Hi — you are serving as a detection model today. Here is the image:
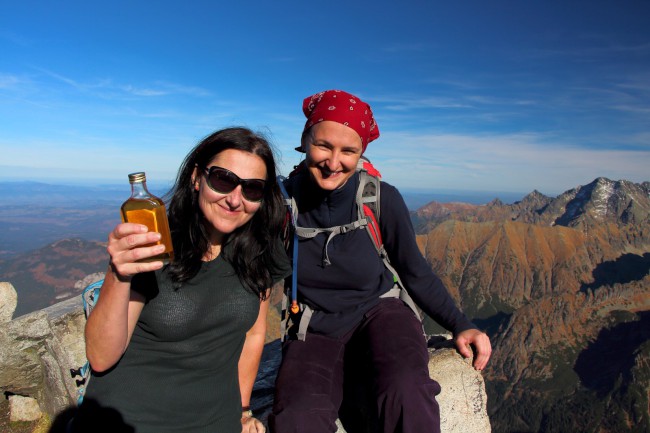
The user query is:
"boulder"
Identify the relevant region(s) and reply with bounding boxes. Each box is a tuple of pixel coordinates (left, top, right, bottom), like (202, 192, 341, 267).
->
(0, 296, 86, 417)
(9, 394, 43, 422)
(0, 282, 18, 323)
(428, 341, 491, 433)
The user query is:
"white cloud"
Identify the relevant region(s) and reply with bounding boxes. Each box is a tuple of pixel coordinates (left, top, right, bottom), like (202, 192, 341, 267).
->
(370, 131, 650, 195)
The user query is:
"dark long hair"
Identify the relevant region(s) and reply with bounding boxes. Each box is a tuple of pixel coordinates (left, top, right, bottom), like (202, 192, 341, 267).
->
(165, 127, 285, 299)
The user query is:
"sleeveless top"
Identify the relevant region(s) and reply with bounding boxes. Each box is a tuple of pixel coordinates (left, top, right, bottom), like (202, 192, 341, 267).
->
(77, 244, 290, 433)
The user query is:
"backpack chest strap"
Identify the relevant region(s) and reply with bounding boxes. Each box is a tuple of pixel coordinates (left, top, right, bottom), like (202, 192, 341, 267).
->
(294, 218, 369, 266)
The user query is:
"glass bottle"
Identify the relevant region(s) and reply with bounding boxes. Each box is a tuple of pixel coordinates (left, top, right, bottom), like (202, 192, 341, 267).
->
(120, 172, 174, 264)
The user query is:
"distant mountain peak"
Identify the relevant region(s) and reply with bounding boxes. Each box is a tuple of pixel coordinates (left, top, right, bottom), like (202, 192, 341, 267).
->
(413, 177, 650, 232)
(552, 177, 650, 227)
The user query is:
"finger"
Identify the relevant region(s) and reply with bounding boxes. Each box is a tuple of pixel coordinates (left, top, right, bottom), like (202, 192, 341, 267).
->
(455, 338, 473, 359)
(129, 243, 165, 262)
(107, 228, 161, 261)
(110, 244, 166, 277)
(472, 337, 493, 371)
(108, 233, 162, 264)
(112, 223, 149, 240)
(123, 231, 162, 249)
(253, 419, 265, 433)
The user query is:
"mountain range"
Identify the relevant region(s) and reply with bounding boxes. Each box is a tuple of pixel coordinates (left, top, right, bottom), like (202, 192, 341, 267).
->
(413, 177, 650, 432)
(1, 176, 648, 432)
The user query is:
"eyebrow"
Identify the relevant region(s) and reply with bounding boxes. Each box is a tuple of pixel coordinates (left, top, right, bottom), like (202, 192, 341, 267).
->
(312, 139, 362, 153)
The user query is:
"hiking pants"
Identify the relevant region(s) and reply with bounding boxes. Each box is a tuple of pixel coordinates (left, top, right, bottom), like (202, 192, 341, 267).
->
(268, 298, 441, 433)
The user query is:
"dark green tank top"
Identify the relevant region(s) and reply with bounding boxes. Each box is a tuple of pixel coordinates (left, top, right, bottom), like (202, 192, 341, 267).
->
(79, 248, 290, 433)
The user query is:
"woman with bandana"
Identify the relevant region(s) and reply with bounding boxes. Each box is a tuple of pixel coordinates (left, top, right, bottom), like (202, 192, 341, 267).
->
(268, 90, 492, 433)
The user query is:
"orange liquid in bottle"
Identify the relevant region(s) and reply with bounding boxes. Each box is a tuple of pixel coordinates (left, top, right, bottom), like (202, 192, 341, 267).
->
(121, 197, 174, 264)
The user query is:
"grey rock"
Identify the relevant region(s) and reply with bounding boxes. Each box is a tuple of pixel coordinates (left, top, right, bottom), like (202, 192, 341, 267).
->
(0, 282, 18, 323)
(428, 344, 491, 433)
(9, 394, 43, 422)
(0, 296, 85, 417)
(74, 272, 105, 291)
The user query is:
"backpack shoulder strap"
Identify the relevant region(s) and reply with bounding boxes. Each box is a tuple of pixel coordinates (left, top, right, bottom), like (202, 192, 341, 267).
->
(71, 278, 104, 405)
(82, 279, 103, 317)
(355, 158, 424, 324)
(356, 156, 382, 252)
(278, 176, 300, 316)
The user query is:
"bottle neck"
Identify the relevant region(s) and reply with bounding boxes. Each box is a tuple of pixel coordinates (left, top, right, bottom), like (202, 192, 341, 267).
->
(130, 181, 152, 199)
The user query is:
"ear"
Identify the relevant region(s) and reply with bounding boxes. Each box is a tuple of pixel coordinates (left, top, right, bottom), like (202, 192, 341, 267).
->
(191, 166, 200, 190)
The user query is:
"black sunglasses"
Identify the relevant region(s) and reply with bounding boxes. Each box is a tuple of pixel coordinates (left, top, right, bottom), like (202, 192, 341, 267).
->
(202, 166, 266, 202)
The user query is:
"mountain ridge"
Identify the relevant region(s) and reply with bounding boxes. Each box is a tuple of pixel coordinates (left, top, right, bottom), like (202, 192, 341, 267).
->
(413, 176, 650, 432)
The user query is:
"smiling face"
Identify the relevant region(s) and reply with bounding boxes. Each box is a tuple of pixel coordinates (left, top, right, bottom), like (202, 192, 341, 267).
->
(304, 121, 363, 191)
(193, 148, 267, 245)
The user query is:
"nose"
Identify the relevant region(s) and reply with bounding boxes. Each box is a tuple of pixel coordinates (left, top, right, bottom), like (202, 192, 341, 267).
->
(325, 150, 341, 171)
(224, 185, 244, 208)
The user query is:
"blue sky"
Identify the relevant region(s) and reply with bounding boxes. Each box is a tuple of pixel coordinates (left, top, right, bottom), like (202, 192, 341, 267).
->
(1, 1, 649, 197)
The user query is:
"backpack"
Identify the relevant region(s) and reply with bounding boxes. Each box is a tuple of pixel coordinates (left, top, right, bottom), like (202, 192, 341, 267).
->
(278, 156, 421, 341)
(69, 279, 103, 405)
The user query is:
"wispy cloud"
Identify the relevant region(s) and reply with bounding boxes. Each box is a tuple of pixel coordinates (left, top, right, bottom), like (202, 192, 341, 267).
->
(34, 68, 211, 100)
(370, 94, 472, 111)
(372, 131, 650, 194)
(0, 73, 26, 89)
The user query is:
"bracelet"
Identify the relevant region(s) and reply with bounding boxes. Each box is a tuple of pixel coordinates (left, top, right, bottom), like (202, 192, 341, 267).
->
(242, 405, 252, 418)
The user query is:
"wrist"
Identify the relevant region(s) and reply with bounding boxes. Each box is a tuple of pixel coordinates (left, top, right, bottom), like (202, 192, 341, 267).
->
(109, 261, 132, 283)
(242, 405, 252, 418)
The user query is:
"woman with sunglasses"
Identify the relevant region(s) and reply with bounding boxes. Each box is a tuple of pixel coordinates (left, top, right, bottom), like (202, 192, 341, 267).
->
(74, 127, 290, 433)
(268, 90, 492, 433)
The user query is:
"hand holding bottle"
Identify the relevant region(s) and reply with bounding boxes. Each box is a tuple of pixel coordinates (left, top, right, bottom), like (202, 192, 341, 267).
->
(120, 172, 174, 264)
(106, 223, 167, 280)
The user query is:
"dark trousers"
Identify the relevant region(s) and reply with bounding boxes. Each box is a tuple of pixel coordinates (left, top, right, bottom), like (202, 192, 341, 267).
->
(269, 298, 441, 433)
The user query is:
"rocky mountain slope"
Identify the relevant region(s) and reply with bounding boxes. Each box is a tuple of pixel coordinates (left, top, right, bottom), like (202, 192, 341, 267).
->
(414, 177, 650, 432)
(0, 239, 107, 317)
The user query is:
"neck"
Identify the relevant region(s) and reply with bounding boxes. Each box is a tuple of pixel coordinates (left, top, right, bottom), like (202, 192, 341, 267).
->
(203, 229, 224, 261)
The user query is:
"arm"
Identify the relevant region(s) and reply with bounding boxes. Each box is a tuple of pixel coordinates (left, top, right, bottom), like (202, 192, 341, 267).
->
(238, 291, 270, 433)
(85, 223, 165, 372)
(379, 183, 492, 369)
(379, 183, 474, 333)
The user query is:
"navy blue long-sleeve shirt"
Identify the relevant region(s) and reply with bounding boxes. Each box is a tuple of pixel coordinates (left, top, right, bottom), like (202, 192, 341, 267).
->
(286, 171, 476, 338)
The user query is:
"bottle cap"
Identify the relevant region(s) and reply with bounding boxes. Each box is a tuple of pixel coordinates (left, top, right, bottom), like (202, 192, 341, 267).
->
(128, 172, 146, 183)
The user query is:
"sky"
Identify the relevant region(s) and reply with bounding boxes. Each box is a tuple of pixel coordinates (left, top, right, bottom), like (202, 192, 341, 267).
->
(1, 1, 649, 198)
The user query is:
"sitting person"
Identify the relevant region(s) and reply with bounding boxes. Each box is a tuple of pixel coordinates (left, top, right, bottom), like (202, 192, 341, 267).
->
(269, 90, 492, 433)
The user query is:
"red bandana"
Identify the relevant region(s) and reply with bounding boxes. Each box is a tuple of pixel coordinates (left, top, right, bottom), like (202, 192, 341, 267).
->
(302, 89, 380, 153)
